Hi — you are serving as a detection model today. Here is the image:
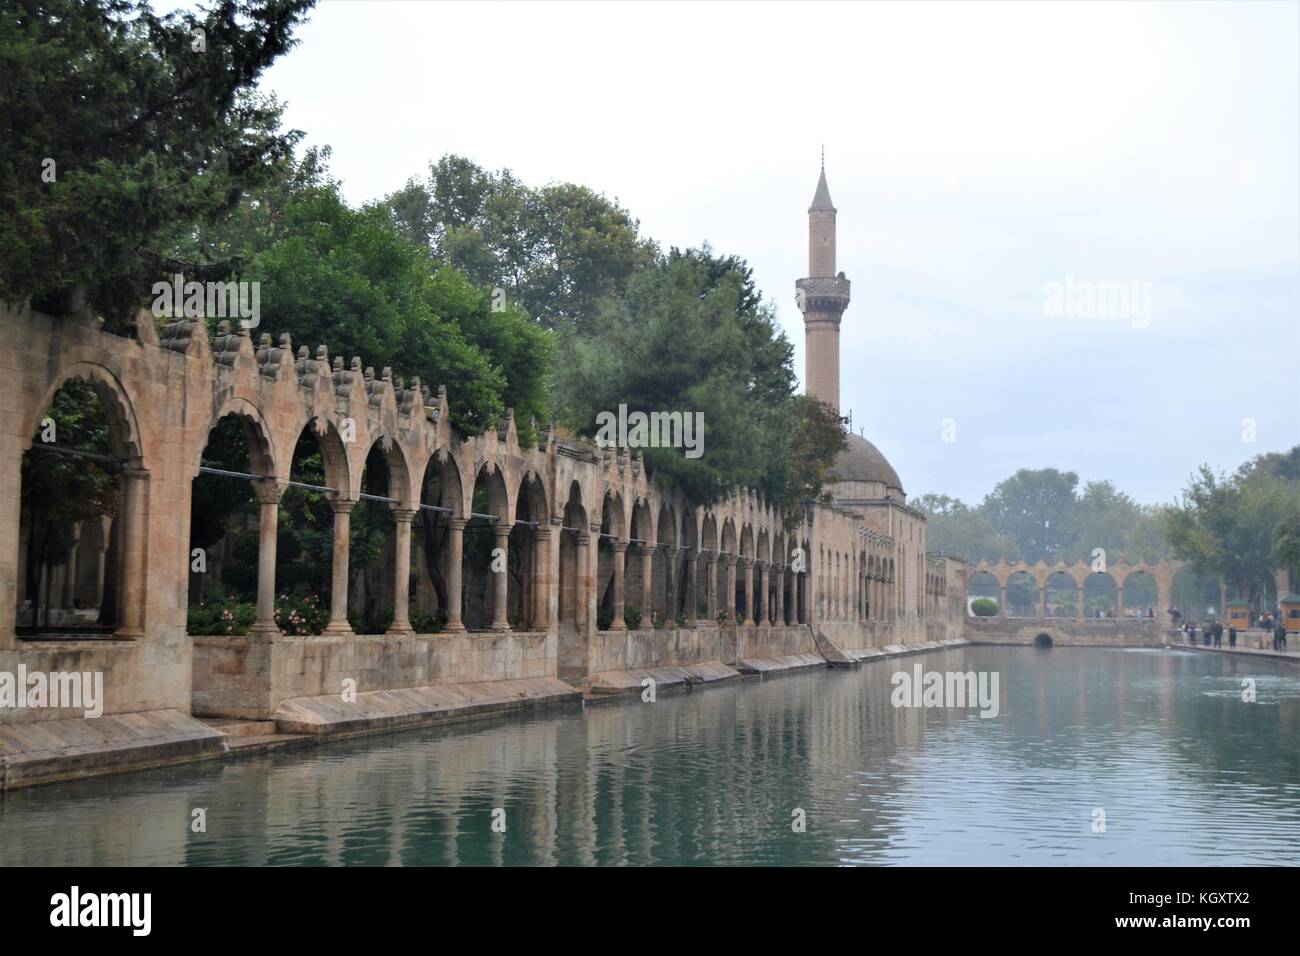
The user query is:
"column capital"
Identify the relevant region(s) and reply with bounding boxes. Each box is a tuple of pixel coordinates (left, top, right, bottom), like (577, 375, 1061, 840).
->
(329, 496, 357, 515)
(534, 527, 552, 542)
(576, 532, 591, 546)
(447, 516, 469, 531)
(389, 506, 419, 522)
(121, 465, 150, 481)
(251, 477, 284, 505)
(612, 540, 629, 554)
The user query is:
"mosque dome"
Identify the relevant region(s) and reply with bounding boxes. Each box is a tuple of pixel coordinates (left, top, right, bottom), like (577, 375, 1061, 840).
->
(831, 433, 904, 498)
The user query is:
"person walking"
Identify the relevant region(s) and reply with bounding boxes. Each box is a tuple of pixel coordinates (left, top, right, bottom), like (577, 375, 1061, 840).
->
(1228, 625, 1237, 648)
(1213, 620, 1223, 648)
(1276, 620, 1288, 652)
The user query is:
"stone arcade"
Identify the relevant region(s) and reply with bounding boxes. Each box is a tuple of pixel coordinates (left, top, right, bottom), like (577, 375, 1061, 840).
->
(0, 164, 970, 789)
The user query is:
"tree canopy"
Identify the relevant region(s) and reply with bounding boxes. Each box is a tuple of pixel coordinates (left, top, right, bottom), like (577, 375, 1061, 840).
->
(1, 0, 316, 331)
(383, 155, 658, 335)
(1164, 447, 1300, 602)
(915, 469, 1169, 565)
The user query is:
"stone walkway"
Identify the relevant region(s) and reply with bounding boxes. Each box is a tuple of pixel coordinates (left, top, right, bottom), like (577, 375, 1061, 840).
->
(1165, 636, 1299, 663)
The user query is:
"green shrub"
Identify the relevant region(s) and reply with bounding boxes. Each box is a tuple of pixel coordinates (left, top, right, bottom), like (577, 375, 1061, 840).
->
(971, 597, 1000, 617)
(624, 605, 643, 630)
(350, 604, 394, 635)
(410, 608, 447, 634)
(187, 597, 256, 636)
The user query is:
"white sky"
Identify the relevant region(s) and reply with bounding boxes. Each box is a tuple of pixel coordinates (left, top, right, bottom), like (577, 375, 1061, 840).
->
(249, 0, 1300, 505)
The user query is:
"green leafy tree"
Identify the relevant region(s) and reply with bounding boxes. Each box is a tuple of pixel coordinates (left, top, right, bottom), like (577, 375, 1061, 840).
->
(981, 469, 1081, 563)
(1164, 449, 1300, 603)
(245, 187, 551, 441)
(553, 247, 823, 506)
(1, 0, 316, 330)
(1274, 513, 1300, 578)
(913, 494, 1021, 563)
(383, 155, 657, 334)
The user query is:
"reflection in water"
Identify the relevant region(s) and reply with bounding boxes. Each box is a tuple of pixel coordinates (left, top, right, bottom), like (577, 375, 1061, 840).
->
(2, 647, 1299, 866)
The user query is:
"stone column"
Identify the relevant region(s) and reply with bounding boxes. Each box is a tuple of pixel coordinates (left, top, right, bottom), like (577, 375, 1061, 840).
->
(491, 524, 511, 631)
(576, 531, 591, 633)
(684, 551, 698, 624)
(1037, 586, 1046, 618)
(640, 545, 654, 627)
(999, 584, 1008, 618)
(610, 541, 628, 631)
(63, 521, 81, 608)
(111, 466, 151, 638)
(775, 566, 785, 626)
(1156, 575, 1173, 623)
(706, 555, 718, 622)
(758, 562, 771, 626)
(388, 507, 417, 636)
(666, 547, 681, 619)
(1075, 585, 1085, 622)
(443, 517, 467, 631)
(1116, 584, 1126, 618)
(247, 477, 284, 640)
(723, 556, 736, 622)
(742, 559, 755, 626)
(324, 498, 356, 635)
(532, 528, 552, 631)
(94, 516, 111, 610)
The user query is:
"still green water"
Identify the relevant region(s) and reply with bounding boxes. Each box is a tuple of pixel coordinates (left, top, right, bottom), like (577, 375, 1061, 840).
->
(2, 646, 1299, 866)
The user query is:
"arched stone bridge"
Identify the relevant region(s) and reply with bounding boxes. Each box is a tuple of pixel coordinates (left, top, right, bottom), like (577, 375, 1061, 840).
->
(969, 558, 1184, 620)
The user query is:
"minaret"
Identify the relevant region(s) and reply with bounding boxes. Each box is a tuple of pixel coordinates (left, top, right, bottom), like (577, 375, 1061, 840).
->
(796, 156, 850, 412)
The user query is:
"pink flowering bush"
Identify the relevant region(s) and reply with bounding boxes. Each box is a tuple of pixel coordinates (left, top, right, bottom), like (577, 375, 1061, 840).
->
(276, 593, 328, 636)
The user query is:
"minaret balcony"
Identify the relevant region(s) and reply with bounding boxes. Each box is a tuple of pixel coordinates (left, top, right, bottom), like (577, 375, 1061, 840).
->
(796, 276, 851, 313)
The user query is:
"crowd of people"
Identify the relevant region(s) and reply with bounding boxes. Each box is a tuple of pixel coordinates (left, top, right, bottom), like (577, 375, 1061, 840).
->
(1180, 611, 1289, 651)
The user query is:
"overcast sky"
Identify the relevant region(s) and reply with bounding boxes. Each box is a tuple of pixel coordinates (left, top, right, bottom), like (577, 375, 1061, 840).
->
(251, 0, 1299, 506)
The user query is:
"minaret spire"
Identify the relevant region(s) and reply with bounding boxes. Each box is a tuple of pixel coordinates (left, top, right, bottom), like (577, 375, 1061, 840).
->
(796, 158, 850, 411)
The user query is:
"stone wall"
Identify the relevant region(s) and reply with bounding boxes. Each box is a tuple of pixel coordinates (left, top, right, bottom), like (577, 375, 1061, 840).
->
(589, 625, 731, 674)
(964, 616, 1168, 647)
(193, 630, 554, 720)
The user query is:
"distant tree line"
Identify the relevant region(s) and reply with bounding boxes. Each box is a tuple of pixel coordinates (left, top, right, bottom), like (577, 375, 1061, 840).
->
(917, 448, 1300, 606)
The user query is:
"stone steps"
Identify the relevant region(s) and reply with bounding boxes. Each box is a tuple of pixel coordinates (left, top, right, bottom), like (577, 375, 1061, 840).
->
(588, 662, 741, 697)
(199, 719, 277, 738)
(223, 732, 313, 753)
